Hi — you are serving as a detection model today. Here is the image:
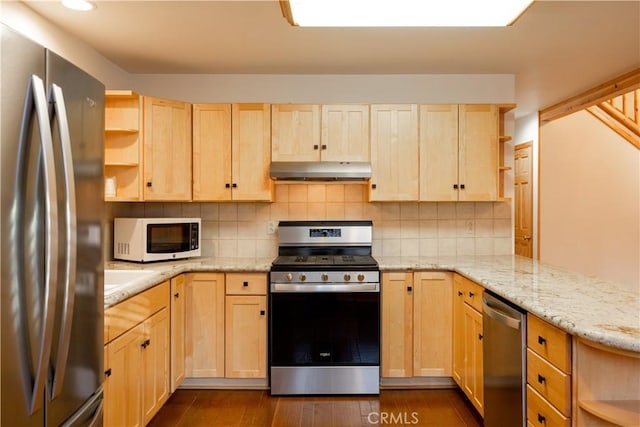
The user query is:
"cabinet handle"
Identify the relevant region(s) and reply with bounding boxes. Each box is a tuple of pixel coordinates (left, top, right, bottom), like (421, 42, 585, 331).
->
(460, 184, 465, 189)
(537, 374, 546, 384)
(260, 310, 266, 316)
(453, 184, 458, 189)
(537, 413, 546, 424)
(225, 183, 230, 188)
(232, 183, 237, 188)
(141, 338, 151, 349)
(372, 184, 377, 189)
(457, 291, 463, 296)
(146, 181, 152, 187)
(243, 281, 249, 287)
(321, 144, 327, 150)
(478, 333, 483, 340)
(469, 292, 475, 298)
(407, 286, 412, 292)
(538, 336, 546, 345)
(313, 144, 319, 150)
(174, 292, 180, 298)
(104, 368, 112, 378)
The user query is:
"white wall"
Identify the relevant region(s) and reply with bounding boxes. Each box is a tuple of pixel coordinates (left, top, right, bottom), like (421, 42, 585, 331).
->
(539, 110, 639, 290)
(515, 112, 539, 257)
(0, 1, 131, 88)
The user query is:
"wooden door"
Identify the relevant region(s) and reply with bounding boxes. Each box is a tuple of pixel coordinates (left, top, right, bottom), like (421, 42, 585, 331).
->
(452, 274, 465, 387)
(458, 104, 498, 201)
(104, 323, 144, 427)
(170, 275, 185, 392)
(271, 104, 320, 161)
(232, 104, 274, 201)
(192, 103, 232, 201)
(321, 104, 370, 161)
(515, 142, 534, 257)
(381, 272, 413, 378)
(463, 304, 484, 416)
(413, 272, 453, 377)
(143, 96, 192, 201)
(184, 273, 225, 377)
(142, 307, 170, 425)
(370, 104, 419, 201)
(419, 104, 459, 201)
(225, 295, 267, 378)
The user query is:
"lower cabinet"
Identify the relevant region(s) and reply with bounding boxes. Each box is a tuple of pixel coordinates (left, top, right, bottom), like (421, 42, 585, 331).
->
(104, 281, 170, 427)
(170, 274, 185, 392)
(452, 273, 484, 416)
(381, 271, 453, 378)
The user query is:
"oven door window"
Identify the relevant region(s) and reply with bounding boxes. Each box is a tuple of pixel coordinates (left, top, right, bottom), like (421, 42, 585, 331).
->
(146, 223, 191, 253)
(270, 292, 380, 366)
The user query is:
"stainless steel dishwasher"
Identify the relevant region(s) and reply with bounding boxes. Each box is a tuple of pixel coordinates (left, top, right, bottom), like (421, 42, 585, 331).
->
(483, 291, 527, 427)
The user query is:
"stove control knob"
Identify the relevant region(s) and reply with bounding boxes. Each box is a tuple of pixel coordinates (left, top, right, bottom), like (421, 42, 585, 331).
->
(357, 274, 366, 282)
(344, 274, 351, 282)
(285, 273, 293, 281)
(299, 274, 307, 282)
(321, 274, 329, 281)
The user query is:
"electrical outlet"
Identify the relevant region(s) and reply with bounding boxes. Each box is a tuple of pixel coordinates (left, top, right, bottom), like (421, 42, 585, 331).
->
(267, 221, 277, 235)
(465, 220, 474, 234)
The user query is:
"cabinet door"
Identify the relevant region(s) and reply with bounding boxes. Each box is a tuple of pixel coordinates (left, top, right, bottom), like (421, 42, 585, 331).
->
(463, 303, 484, 416)
(271, 104, 320, 161)
(381, 272, 413, 378)
(142, 307, 170, 425)
(370, 104, 419, 201)
(104, 323, 144, 427)
(413, 272, 452, 377)
(184, 273, 225, 377)
(452, 274, 465, 387)
(458, 104, 498, 201)
(232, 104, 273, 201)
(419, 104, 459, 201)
(170, 275, 185, 392)
(192, 103, 232, 201)
(321, 104, 370, 162)
(143, 96, 192, 201)
(225, 295, 267, 378)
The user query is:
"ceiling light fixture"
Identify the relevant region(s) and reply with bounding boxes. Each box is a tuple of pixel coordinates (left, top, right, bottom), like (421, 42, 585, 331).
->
(281, 0, 535, 27)
(62, 0, 95, 12)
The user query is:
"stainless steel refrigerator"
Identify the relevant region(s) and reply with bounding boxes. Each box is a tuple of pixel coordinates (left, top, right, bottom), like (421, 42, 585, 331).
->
(1, 24, 105, 426)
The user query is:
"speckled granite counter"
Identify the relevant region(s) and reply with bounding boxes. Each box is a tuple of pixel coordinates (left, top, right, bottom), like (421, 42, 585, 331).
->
(377, 255, 640, 353)
(105, 255, 639, 353)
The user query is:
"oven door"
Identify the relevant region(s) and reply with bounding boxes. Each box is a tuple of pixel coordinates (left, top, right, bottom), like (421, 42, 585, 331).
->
(270, 289, 380, 367)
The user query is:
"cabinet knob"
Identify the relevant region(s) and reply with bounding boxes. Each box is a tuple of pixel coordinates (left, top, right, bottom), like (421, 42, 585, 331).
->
(538, 336, 546, 345)
(174, 292, 180, 298)
(313, 144, 319, 150)
(460, 184, 465, 189)
(105, 368, 112, 378)
(232, 183, 237, 188)
(478, 333, 483, 340)
(260, 310, 266, 316)
(225, 183, 231, 188)
(453, 184, 459, 189)
(372, 184, 377, 189)
(537, 413, 546, 424)
(457, 291, 463, 296)
(321, 144, 327, 150)
(469, 292, 475, 298)
(537, 374, 546, 384)
(146, 182, 152, 187)
(407, 286, 413, 292)
(243, 281, 249, 287)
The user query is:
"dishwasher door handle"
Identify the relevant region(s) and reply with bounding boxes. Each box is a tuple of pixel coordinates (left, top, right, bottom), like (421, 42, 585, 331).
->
(483, 298, 521, 330)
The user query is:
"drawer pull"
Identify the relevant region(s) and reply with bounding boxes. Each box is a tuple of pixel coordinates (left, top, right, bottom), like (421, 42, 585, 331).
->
(537, 413, 546, 424)
(469, 292, 475, 298)
(538, 336, 546, 345)
(457, 291, 463, 296)
(141, 338, 151, 349)
(537, 374, 546, 384)
(243, 281, 249, 287)
(174, 292, 180, 298)
(105, 368, 112, 378)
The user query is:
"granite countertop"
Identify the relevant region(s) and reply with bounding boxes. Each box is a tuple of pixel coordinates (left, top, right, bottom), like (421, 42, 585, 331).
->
(104, 255, 640, 353)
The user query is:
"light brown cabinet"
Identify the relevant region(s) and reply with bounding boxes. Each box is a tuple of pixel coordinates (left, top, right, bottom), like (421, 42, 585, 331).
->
(321, 104, 370, 161)
(170, 275, 185, 392)
(420, 104, 499, 201)
(381, 271, 452, 378)
(271, 104, 321, 161)
(192, 103, 273, 201)
(452, 273, 484, 416)
(143, 96, 192, 201)
(370, 104, 419, 201)
(104, 281, 170, 427)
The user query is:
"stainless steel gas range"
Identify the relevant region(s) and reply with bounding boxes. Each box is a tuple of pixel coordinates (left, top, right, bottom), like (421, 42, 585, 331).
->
(269, 220, 380, 395)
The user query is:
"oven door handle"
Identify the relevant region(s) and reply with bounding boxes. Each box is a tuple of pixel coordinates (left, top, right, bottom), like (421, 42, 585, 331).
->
(271, 283, 380, 293)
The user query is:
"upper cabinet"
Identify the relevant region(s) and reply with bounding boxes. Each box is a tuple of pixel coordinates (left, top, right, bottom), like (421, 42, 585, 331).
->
(369, 104, 419, 201)
(420, 104, 499, 202)
(143, 96, 192, 201)
(272, 104, 370, 162)
(271, 104, 320, 161)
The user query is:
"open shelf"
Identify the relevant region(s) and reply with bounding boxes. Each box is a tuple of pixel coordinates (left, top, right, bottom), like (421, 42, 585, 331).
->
(579, 400, 640, 426)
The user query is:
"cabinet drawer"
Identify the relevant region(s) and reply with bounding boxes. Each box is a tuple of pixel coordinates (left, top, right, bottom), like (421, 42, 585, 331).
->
(527, 385, 570, 427)
(527, 349, 571, 416)
(105, 281, 169, 344)
(462, 278, 484, 312)
(527, 315, 571, 373)
(226, 273, 267, 295)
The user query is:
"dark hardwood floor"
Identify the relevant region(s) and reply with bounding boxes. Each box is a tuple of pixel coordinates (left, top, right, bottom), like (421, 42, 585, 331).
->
(149, 388, 483, 426)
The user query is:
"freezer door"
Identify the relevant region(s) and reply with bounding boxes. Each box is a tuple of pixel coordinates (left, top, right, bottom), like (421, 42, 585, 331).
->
(1, 24, 50, 427)
(45, 51, 105, 427)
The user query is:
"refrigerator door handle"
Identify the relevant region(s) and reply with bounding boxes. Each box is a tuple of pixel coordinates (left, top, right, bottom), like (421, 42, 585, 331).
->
(22, 75, 59, 415)
(49, 84, 77, 399)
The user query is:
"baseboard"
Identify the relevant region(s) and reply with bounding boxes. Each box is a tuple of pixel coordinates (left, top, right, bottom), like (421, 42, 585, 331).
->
(380, 377, 457, 389)
(179, 377, 269, 390)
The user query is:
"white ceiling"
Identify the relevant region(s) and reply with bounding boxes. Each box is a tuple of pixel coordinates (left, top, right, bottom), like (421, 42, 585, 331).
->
(23, 0, 640, 117)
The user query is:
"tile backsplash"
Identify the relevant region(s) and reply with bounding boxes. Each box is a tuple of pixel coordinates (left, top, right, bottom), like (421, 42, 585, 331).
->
(106, 184, 513, 259)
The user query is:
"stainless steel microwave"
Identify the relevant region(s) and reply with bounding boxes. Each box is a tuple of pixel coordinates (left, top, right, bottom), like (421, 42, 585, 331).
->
(113, 218, 201, 262)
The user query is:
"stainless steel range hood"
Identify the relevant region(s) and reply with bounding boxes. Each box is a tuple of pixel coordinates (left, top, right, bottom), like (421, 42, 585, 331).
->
(269, 161, 371, 181)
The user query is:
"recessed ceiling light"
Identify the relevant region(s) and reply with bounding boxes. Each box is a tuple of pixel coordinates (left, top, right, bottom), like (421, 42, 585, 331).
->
(282, 0, 535, 27)
(62, 0, 95, 12)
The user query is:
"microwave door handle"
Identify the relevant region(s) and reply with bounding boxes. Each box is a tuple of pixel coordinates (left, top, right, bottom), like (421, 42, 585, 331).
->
(48, 84, 77, 399)
(20, 75, 60, 414)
